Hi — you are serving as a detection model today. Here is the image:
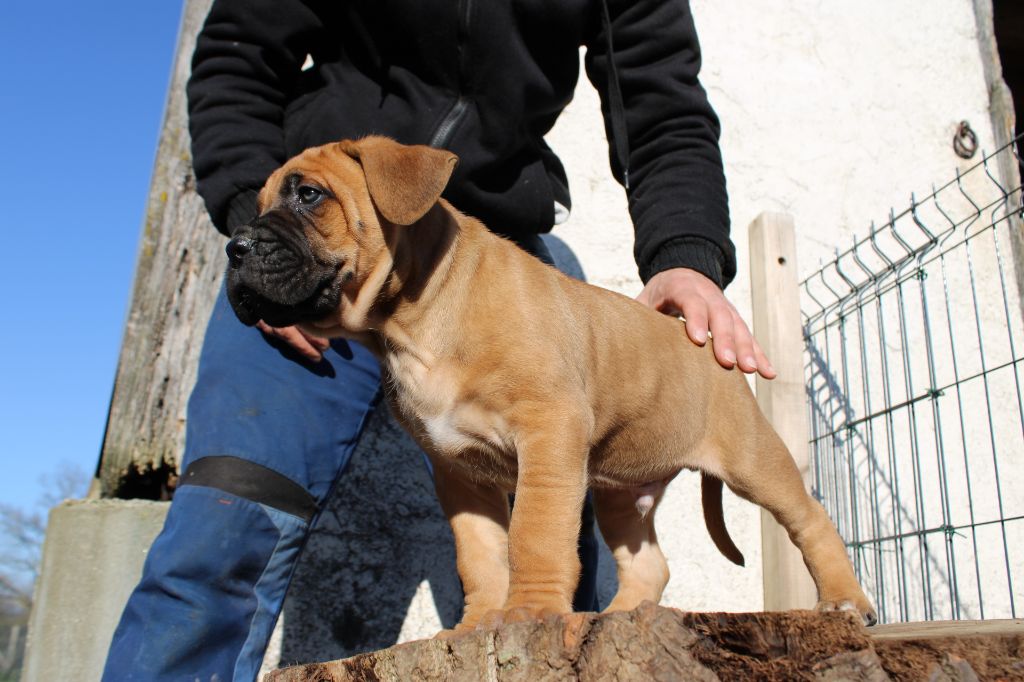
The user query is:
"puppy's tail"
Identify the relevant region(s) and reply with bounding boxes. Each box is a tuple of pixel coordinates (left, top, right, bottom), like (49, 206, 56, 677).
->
(701, 474, 745, 566)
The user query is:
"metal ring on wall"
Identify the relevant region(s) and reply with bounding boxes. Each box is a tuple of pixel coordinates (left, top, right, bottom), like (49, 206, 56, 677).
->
(953, 120, 978, 159)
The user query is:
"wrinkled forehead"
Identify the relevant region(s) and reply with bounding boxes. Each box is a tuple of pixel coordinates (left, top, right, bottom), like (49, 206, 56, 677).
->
(258, 144, 362, 210)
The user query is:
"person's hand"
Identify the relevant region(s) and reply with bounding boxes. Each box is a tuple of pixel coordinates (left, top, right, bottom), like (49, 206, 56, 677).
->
(637, 267, 776, 379)
(256, 321, 330, 362)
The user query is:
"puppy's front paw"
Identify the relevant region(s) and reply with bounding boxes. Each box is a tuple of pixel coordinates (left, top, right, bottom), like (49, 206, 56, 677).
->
(433, 626, 469, 641)
(815, 598, 878, 627)
(476, 605, 566, 630)
(435, 613, 491, 640)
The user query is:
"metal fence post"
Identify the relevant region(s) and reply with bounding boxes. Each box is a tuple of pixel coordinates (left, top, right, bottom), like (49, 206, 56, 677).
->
(749, 211, 819, 610)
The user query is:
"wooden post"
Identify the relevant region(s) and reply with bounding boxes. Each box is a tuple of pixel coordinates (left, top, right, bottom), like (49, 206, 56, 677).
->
(971, 0, 1024, 320)
(748, 212, 818, 611)
(96, 0, 218, 498)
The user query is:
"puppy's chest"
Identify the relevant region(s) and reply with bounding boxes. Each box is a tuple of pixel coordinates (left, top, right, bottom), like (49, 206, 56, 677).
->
(384, 354, 512, 461)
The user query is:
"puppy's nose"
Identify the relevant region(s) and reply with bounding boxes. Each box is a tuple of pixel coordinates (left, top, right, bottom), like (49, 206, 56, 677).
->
(226, 236, 254, 266)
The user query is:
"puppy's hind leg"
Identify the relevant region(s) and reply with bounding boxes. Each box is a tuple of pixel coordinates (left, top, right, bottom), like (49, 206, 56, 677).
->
(716, 419, 878, 625)
(594, 486, 669, 613)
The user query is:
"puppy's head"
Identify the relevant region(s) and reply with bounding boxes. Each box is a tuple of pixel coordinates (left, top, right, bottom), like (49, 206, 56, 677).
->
(225, 136, 458, 329)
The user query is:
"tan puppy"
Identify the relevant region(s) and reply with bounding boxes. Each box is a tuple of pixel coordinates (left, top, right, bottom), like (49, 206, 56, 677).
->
(224, 136, 877, 633)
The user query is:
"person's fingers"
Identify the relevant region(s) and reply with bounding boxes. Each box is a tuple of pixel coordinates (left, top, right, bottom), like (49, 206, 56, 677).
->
(255, 320, 274, 336)
(679, 295, 709, 345)
(256, 322, 325, 362)
(752, 339, 777, 380)
(286, 329, 325, 362)
(299, 328, 330, 352)
(731, 312, 759, 374)
(707, 303, 737, 369)
(281, 327, 325, 361)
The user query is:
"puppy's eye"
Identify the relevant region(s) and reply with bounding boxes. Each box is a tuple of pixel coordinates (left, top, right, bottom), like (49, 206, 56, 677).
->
(298, 186, 323, 205)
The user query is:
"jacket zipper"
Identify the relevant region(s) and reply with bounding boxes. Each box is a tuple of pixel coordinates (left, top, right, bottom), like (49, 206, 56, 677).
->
(429, 0, 472, 148)
(430, 97, 468, 148)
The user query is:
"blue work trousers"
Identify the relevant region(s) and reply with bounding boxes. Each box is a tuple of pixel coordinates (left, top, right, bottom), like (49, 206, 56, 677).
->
(102, 237, 599, 681)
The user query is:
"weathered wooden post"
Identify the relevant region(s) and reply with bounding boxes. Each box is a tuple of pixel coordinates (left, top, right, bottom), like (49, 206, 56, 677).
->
(972, 0, 1024, 315)
(748, 211, 819, 611)
(95, 0, 217, 499)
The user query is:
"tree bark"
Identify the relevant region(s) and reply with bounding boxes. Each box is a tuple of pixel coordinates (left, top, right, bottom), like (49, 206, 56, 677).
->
(266, 606, 882, 681)
(97, 0, 218, 498)
(265, 605, 1024, 682)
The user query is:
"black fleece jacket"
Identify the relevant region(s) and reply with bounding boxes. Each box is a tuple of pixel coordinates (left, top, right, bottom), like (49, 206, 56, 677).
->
(186, 0, 735, 287)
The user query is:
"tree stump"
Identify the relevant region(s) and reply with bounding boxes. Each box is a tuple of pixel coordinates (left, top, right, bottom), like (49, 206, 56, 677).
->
(259, 607, 854, 680)
(265, 605, 1024, 681)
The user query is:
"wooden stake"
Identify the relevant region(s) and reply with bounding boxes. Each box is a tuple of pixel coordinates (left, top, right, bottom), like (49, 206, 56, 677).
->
(748, 211, 818, 610)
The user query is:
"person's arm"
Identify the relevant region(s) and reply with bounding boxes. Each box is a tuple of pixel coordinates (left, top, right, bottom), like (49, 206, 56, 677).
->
(585, 0, 773, 378)
(187, 0, 327, 235)
(188, 0, 332, 361)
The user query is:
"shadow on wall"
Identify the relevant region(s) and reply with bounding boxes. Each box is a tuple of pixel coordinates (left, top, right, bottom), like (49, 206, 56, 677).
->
(280, 233, 610, 662)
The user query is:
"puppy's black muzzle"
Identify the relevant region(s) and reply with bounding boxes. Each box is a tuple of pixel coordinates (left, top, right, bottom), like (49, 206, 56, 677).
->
(226, 236, 254, 265)
(225, 214, 341, 328)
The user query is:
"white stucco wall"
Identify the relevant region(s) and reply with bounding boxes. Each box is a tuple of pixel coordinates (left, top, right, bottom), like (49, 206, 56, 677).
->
(542, 0, 1002, 615)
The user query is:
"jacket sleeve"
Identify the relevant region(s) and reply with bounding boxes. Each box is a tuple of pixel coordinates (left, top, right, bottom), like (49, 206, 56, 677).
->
(186, 0, 327, 235)
(584, 0, 735, 288)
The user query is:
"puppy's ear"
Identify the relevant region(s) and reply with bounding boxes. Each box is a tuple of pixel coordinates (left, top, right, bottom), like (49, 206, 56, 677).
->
(339, 137, 458, 226)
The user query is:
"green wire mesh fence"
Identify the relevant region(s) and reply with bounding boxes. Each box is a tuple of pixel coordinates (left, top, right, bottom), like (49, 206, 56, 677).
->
(802, 134, 1024, 624)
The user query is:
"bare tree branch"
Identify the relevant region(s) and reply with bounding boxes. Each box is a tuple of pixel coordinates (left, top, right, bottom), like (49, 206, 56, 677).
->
(0, 463, 90, 622)
(0, 575, 31, 613)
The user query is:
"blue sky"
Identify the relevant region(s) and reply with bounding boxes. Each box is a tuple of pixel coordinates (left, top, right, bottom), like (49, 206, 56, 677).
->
(0, 2, 183, 511)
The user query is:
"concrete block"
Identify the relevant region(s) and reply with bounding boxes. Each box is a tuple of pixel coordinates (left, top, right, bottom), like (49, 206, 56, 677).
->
(21, 499, 168, 682)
